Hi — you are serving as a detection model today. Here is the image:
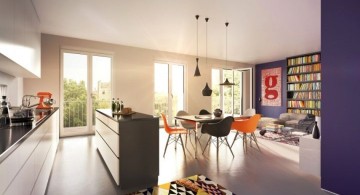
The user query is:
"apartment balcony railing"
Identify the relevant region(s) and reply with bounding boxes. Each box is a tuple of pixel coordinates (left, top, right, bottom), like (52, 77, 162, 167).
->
(63, 100, 110, 128)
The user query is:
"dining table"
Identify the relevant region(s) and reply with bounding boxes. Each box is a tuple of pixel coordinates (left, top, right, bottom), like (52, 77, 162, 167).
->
(174, 114, 223, 159)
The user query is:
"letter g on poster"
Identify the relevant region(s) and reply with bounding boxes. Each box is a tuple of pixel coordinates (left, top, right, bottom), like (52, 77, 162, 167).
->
(261, 67, 281, 106)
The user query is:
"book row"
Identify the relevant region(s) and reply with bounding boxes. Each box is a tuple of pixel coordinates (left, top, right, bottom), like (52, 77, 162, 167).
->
(288, 100, 321, 109)
(288, 54, 321, 66)
(288, 63, 321, 74)
(289, 91, 321, 100)
(287, 82, 321, 91)
(287, 109, 321, 116)
(287, 73, 321, 82)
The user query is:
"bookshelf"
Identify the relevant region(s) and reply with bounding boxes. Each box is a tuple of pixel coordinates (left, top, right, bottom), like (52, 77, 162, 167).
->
(287, 52, 321, 116)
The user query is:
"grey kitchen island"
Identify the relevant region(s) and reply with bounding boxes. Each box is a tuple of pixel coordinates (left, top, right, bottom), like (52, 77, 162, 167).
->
(95, 109, 159, 190)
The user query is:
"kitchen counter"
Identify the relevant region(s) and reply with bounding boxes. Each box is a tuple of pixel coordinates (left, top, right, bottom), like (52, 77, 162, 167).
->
(95, 109, 159, 189)
(96, 109, 155, 121)
(0, 108, 58, 163)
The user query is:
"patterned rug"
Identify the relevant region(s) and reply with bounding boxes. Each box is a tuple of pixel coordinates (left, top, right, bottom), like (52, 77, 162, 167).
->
(255, 130, 307, 146)
(128, 174, 235, 195)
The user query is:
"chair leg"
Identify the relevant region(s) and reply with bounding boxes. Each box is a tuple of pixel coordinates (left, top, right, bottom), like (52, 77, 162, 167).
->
(251, 132, 261, 151)
(216, 137, 219, 157)
(179, 134, 186, 156)
(243, 133, 248, 153)
(163, 134, 171, 157)
(202, 137, 211, 154)
(174, 135, 178, 150)
(231, 131, 239, 148)
(225, 137, 234, 158)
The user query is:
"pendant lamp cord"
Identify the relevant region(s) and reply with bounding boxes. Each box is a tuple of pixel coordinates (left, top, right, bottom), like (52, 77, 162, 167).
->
(196, 15, 199, 59)
(205, 18, 209, 65)
(226, 22, 229, 67)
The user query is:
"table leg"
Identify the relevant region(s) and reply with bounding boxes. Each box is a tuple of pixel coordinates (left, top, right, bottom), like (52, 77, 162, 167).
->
(195, 122, 198, 159)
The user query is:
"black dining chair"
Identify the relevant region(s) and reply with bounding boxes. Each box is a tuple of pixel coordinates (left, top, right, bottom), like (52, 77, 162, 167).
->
(201, 116, 234, 157)
(199, 109, 211, 115)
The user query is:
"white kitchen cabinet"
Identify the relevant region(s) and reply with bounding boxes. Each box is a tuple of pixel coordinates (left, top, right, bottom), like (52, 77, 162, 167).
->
(0, 0, 41, 78)
(0, 109, 59, 195)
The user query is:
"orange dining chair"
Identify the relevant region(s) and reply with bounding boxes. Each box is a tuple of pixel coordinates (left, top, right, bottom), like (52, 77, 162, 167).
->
(231, 114, 261, 152)
(161, 113, 188, 157)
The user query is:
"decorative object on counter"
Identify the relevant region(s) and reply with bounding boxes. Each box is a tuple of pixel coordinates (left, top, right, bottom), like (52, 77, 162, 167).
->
(120, 100, 124, 111)
(0, 84, 10, 127)
(312, 121, 320, 139)
(220, 22, 235, 86)
(213, 108, 222, 117)
(202, 82, 212, 96)
(111, 98, 116, 112)
(116, 98, 120, 112)
(194, 15, 201, 77)
(37, 92, 55, 109)
(119, 107, 135, 115)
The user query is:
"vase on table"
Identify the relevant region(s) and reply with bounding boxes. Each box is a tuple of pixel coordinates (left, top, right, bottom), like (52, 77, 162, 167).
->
(312, 121, 320, 139)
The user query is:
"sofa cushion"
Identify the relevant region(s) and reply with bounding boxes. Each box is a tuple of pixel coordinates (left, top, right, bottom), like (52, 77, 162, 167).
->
(290, 113, 307, 120)
(285, 120, 300, 126)
(279, 113, 291, 121)
(257, 117, 280, 128)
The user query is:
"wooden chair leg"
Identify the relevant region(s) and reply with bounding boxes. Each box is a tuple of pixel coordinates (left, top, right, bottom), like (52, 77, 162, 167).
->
(179, 134, 186, 156)
(251, 132, 261, 151)
(202, 137, 211, 154)
(231, 131, 239, 148)
(225, 137, 234, 158)
(163, 134, 171, 157)
(243, 133, 248, 153)
(216, 137, 219, 157)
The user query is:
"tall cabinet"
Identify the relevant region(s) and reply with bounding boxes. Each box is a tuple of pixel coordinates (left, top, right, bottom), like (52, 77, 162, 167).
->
(287, 52, 321, 116)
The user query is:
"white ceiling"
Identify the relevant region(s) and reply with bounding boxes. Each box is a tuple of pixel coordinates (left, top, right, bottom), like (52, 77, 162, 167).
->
(32, 0, 320, 64)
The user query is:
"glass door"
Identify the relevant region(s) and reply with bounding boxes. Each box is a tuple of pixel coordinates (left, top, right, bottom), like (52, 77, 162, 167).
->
(212, 68, 253, 116)
(154, 62, 184, 126)
(61, 50, 112, 137)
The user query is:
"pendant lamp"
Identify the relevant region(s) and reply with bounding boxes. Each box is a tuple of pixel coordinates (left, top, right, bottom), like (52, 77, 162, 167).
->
(202, 17, 213, 96)
(220, 22, 235, 86)
(194, 15, 201, 77)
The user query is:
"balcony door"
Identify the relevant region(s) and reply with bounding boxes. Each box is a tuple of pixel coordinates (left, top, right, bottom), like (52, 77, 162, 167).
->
(154, 62, 184, 126)
(212, 68, 253, 116)
(60, 50, 112, 137)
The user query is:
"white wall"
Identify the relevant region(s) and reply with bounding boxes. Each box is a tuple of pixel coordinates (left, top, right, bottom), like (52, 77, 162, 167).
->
(24, 34, 253, 115)
(0, 71, 23, 106)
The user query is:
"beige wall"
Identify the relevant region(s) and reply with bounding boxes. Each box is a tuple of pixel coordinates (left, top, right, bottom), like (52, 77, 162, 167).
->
(24, 34, 253, 115)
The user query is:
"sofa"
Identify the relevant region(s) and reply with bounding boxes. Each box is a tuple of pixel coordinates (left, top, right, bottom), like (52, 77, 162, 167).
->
(258, 113, 315, 133)
(275, 113, 315, 133)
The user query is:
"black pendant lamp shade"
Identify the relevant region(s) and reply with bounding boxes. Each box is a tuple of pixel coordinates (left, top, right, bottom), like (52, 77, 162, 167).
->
(194, 58, 201, 76)
(194, 15, 201, 77)
(202, 82, 212, 96)
(220, 78, 235, 86)
(220, 22, 234, 86)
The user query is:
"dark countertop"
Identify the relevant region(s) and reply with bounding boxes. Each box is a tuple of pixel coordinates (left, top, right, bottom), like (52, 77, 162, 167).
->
(96, 109, 158, 122)
(0, 108, 59, 163)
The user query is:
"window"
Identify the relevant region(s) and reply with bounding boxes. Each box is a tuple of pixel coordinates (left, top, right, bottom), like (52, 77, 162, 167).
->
(212, 68, 252, 116)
